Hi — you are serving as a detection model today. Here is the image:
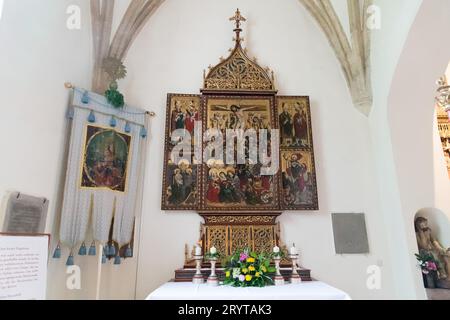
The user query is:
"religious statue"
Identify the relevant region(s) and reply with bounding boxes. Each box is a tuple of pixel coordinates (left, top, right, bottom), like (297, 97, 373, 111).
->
(415, 217, 450, 287)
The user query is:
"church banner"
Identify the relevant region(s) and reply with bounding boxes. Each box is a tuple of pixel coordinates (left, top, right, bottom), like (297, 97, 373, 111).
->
(54, 88, 149, 265)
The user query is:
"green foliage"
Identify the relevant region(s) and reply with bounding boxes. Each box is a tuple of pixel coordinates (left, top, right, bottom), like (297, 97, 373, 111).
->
(105, 83, 125, 109)
(415, 252, 435, 263)
(102, 57, 127, 109)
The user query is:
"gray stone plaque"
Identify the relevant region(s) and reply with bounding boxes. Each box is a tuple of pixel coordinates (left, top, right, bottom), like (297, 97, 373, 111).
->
(332, 213, 369, 254)
(2, 192, 48, 234)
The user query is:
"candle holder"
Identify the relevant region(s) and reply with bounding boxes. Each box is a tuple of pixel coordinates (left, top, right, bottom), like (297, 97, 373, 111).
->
(192, 255, 204, 284)
(273, 255, 284, 286)
(288, 254, 302, 284)
(207, 257, 219, 286)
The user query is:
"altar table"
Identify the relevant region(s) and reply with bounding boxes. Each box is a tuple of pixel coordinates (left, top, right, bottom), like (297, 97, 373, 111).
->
(146, 281, 351, 300)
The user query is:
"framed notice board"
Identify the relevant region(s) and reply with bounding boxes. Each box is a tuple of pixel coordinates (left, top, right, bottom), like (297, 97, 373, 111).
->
(0, 233, 50, 300)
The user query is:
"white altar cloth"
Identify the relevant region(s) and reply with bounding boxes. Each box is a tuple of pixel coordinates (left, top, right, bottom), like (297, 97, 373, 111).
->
(146, 281, 351, 300)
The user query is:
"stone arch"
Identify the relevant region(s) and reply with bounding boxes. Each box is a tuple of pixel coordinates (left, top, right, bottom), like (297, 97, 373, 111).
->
(386, 0, 450, 298)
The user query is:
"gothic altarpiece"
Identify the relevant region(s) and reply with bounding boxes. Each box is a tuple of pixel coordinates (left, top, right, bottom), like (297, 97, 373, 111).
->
(161, 10, 318, 281)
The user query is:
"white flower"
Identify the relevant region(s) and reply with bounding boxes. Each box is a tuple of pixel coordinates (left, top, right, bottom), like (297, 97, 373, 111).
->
(232, 268, 240, 279)
(273, 246, 280, 254)
(210, 246, 217, 254)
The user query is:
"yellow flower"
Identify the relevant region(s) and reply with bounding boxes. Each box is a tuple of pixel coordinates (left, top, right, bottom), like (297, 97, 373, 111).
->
(261, 266, 267, 273)
(247, 257, 255, 263)
(242, 268, 248, 274)
(245, 275, 252, 281)
(248, 265, 255, 272)
(255, 272, 261, 277)
(225, 271, 231, 278)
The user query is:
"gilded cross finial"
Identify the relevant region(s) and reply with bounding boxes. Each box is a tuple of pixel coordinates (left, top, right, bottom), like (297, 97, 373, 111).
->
(229, 8, 246, 43)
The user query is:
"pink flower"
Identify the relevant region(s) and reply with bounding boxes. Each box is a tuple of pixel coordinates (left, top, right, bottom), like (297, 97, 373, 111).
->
(239, 253, 248, 262)
(426, 261, 437, 271)
(239, 275, 245, 282)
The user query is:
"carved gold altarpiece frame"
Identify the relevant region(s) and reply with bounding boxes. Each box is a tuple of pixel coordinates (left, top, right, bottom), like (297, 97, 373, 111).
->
(162, 10, 318, 271)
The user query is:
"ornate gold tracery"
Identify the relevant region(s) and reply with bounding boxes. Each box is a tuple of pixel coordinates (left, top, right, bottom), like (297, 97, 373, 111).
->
(203, 9, 275, 92)
(203, 47, 275, 92)
(203, 224, 277, 257)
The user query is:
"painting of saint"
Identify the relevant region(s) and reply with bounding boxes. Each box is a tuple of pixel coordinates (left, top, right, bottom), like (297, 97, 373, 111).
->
(185, 100, 199, 134)
(165, 160, 197, 206)
(293, 102, 309, 146)
(279, 103, 293, 143)
(278, 97, 311, 148)
(169, 96, 201, 135)
(280, 150, 318, 209)
(171, 100, 185, 130)
(81, 125, 131, 192)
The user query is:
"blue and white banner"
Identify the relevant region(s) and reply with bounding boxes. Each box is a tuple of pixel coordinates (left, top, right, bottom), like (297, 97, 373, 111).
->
(55, 88, 148, 265)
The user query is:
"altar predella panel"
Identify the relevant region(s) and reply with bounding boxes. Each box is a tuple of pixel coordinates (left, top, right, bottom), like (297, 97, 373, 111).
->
(161, 94, 319, 211)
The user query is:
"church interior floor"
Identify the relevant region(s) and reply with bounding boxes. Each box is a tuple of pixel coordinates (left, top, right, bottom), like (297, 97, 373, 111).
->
(426, 289, 450, 300)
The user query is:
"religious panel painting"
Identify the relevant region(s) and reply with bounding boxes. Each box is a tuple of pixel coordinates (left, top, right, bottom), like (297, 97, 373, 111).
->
(201, 96, 280, 212)
(278, 96, 312, 148)
(277, 96, 318, 210)
(81, 125, 131, 192)
(280, 150, 318, 210)
(161, 94, 202, 210)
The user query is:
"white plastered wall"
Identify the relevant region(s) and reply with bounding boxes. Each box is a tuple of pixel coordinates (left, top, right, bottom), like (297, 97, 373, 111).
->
(1, 0, 448, 300)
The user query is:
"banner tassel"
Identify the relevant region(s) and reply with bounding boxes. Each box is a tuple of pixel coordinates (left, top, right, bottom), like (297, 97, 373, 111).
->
(52, 243, 61, 259)
(125, 244, 133, 258)
(124, 122, 131, 133)
(78, 242, 87, 256)
(88, 241, 96, 256)
(66, 252, 74, 266)
(81, 90, 89, 104)
(110, 116, 117, 127)
(109, 244, 116, 257)
(88, 110, 96, 123)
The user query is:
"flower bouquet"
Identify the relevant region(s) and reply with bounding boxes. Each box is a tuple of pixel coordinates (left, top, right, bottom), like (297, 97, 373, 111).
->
(416, 252, 438, 275)
(223, 249, 276, 287)
(415, 251, 439, 288)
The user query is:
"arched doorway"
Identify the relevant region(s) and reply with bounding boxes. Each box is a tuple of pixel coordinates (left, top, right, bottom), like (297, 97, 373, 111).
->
(385, 0, 450, 299)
